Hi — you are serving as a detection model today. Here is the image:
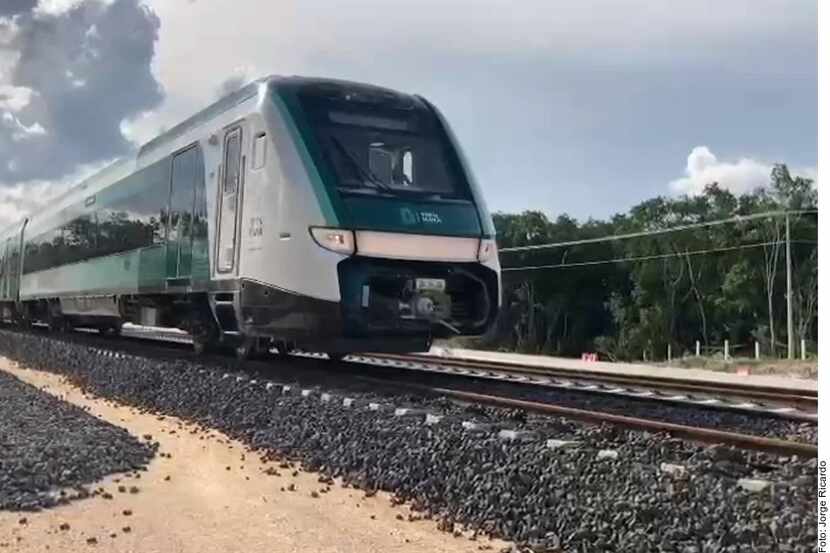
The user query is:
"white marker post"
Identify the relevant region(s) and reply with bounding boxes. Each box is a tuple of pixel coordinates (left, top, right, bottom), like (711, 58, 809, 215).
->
(724, 340, 730, 361)
(801, 339, 807, 361)
(667, 344, 672, 363)
(755, 341, 760, 360)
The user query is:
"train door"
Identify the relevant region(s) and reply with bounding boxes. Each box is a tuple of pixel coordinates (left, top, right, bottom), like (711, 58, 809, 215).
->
(0, 238, 9, 299)
(166, 146, 200, 284)
(215, 126, 244, 276)
(14, 222, 24, 292)
(9, 222, 24, 310)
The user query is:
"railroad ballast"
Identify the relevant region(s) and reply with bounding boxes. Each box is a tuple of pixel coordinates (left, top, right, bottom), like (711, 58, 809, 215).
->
(0, 76, 501, 357)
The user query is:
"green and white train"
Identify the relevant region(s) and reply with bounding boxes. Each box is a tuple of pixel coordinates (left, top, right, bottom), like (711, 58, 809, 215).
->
(0, 76, 501, 358)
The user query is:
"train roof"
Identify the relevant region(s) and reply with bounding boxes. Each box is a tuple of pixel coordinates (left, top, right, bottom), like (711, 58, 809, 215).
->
(136, 75, 413, 162)
(136, 78, 266, 162)
(5, 75, 415, 240)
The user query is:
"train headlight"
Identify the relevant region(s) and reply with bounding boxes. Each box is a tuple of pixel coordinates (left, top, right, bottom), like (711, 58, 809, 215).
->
(478, 238, 497, 262)
(310, 227, 356, 255)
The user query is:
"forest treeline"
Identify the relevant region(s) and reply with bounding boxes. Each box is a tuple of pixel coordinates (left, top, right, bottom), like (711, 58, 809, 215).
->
(481, 165, 818, 361)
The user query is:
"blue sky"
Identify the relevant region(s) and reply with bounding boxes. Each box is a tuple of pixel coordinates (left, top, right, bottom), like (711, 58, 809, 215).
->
(0, 0, 817, 224)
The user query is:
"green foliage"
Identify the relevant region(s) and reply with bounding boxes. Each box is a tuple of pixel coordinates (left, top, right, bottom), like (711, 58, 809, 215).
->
(486, 165, 818, 361)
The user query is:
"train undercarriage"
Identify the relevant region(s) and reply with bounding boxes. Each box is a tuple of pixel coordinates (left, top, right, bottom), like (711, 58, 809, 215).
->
(1, 256, 498, 362)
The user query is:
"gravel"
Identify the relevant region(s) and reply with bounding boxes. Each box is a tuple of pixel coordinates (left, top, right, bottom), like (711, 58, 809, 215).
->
(0, 330, 817, 552)
(0, 367, 155, 512)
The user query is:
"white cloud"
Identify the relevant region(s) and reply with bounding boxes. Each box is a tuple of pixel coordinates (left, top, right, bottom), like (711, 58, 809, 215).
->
(4, 115, 46, 142)
(1, 109, 47, 142)
(0, 181, 57, 228)
(0, 85, 33, 111)
(670, 146, 816, 196)
(0, 160, 111, 229)
(670, 146, 772, 195)
(34, 0, 91, 16)
(0, 0, 162, 181)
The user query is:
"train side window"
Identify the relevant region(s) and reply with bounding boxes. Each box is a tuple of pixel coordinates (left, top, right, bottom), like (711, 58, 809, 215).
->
(252, 133, 267, 170)
(217, 128, 242, 273)
(9, 247, 19, 281)
(369, 146, 393, 185)
(401, 150, 414, 185)
(19, 159, 171, 276)
(101, 163, 169, 255)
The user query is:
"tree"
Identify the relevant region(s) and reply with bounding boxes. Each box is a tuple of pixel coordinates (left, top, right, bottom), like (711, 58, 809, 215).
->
(486, 164, 817, 362)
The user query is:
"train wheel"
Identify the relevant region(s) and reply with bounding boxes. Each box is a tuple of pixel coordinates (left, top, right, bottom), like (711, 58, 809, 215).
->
(110, 323, 122, 336)
(99, 323, 122, 337)
(191, 315, 219, 355)
(47, 316, 63, 333)
(275, 341, 292, 357)
(192, 328, 217, 356)
(193, 335, 211, 356)
(235, 337, 269, 361)
(15, 316, 30, 331)
(190, 296, 222, 356)
(235, 338, 254, 361)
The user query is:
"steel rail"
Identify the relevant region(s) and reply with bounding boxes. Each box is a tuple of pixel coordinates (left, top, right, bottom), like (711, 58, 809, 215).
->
(83, 327, 818, 421)
(369, 352, 817, 411)
(111, 326, 817, 408)
(356, 375, 818, 458)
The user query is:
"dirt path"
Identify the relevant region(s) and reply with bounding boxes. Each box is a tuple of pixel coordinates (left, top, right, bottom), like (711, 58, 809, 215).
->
(0, 360, 505, 553)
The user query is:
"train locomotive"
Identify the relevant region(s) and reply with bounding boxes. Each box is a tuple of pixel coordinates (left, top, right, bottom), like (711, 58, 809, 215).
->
(0, 76, 501, 359)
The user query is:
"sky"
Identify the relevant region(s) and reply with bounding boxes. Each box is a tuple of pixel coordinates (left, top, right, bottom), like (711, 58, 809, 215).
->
(0, 0, 818, 228)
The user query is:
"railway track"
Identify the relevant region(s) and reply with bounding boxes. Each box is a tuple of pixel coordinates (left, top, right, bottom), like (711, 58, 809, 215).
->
(340, 351, 817, 421)
(19, 324, 821, 457)
(351, 375, 818, 458)
(115, 324, 818, 422)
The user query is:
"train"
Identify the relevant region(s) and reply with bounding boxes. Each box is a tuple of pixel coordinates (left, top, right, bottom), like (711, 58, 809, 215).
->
(0, 76, 501, 359)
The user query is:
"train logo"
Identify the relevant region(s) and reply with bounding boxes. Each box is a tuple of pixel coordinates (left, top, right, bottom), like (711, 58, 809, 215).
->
(420, 211, 442, 224)
(400, 208, 442, 225)
(401, 208, 418, 225)
(248, 217, 263, 237)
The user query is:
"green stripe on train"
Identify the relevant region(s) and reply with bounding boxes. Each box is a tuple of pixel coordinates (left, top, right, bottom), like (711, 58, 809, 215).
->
(271, 90, 340, 226)
(20, 238, 210, 299)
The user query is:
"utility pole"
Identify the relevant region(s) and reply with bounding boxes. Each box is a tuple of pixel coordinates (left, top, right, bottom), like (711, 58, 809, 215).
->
(786, 213, 794, 360)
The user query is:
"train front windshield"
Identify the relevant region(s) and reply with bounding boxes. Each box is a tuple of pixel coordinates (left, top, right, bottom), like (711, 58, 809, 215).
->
(294, 86, 472, 202)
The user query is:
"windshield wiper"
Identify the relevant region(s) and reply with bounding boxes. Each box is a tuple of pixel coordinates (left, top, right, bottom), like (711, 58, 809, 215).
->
(330, 137, 393, 192)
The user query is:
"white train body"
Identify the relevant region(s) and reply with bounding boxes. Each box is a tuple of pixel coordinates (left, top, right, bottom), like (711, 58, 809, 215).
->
(0, 76, 501, 354)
